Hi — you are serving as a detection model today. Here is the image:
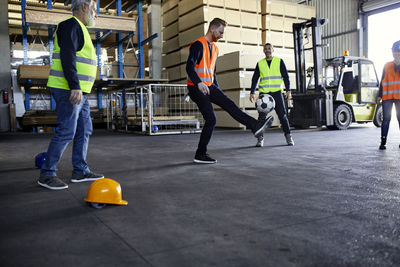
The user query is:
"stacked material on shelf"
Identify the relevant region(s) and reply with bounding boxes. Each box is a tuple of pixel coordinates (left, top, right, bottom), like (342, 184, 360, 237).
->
(162, 0, 263, 84)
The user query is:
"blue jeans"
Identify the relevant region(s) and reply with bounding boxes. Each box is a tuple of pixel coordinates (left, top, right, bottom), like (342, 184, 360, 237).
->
(41, 88, 93, 177)
(381, 99, 400, 138)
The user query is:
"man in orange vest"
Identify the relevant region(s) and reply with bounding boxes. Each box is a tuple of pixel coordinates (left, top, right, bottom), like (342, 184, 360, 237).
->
(186, 18, 273, 164)
(376, 40, 400, 150)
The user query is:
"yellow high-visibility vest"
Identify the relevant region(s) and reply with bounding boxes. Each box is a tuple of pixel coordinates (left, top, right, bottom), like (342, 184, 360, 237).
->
(47, 17, 97, 93)
(258, 57, 283, 93)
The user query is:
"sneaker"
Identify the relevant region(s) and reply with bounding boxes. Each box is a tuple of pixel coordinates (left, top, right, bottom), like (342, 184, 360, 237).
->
(38, 176, 68, 190)
(285, 133, 294, 146)
(253, 116, 274, 138)
(71, 171, 104, 183)
(194, 153, 217, 164)
(256, 136, 264, 147)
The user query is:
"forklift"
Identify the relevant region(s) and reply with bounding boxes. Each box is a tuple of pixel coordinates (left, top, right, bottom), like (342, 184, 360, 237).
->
(289, 18, 382, 130)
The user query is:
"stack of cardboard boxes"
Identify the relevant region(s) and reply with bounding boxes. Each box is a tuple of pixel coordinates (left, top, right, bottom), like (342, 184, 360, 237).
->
(162, 0, 316, 128)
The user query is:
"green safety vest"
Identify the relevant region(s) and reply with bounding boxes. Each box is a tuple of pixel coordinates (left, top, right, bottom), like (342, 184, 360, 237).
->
(47, 16, 97, 93)
(258, 57, 283, 93)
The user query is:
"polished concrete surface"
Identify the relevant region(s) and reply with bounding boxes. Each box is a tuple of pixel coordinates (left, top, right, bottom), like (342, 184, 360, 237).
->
(1, 124, 400, 266)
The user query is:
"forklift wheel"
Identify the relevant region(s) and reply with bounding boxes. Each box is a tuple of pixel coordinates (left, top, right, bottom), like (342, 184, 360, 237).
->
(373, 105, 383, 128)
(333, 104, 352, 130)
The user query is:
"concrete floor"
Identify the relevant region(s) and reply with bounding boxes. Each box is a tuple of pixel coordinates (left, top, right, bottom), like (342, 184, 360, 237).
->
(1, 124, 400, 266)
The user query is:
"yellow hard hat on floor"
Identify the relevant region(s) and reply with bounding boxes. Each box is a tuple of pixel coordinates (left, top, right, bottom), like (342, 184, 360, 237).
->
(85, 178, 128, 207)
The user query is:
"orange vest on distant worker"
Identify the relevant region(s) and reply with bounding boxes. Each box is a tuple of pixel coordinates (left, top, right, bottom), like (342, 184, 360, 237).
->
(187, 36, 218, 86)
(381, 62, 400, 100)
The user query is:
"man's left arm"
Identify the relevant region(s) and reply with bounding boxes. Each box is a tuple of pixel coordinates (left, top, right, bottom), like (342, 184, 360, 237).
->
(280, 59, 291, 99)
(213, 59, 219, 88)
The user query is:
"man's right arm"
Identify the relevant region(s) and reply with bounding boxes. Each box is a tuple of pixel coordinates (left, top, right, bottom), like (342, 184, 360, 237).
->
(249, 63, 260, 102)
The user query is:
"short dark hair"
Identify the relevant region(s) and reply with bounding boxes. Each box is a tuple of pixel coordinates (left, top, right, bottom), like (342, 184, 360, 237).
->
(208, 18, 227, 30)
(264, 43, 273, 47)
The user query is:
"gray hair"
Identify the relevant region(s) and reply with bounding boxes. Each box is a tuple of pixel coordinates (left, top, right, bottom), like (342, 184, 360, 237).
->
(71, 0, 92, 13)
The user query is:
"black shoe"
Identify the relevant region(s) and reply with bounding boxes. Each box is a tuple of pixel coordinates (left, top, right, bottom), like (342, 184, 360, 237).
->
(38, 176, 68, 190)
(71, 171, 104, 183)
(379, 136, 387, 150)
(252, 116, 274, 138)
(194, 154, 217, 164)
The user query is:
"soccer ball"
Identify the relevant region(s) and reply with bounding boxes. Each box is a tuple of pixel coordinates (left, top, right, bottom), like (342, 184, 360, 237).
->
(256, 94, 275, 114)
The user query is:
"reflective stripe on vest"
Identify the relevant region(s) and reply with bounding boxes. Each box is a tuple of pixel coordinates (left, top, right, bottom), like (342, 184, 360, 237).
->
(47, 16, 97, 93)
(258, 57, 283, 93)
(187, 36, 218, 87)
(382, 62, 400, 100)
(49, 70, 96, 82)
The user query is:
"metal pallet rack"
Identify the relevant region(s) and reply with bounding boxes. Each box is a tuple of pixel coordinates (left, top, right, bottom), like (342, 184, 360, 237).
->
(19, 0, 158, 131)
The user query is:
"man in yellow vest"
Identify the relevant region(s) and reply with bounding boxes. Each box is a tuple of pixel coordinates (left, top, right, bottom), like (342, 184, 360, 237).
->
(38, 0, 104, 190)
(376, 40, 400, 150)
(250, 43, 294, 147)
(186, 18, 273, 164)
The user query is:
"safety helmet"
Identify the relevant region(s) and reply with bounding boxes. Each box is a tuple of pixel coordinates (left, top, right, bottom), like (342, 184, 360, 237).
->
(35, 152, 47, 169)
(84, 178, 128, 208)
(392, 40, 400, 52)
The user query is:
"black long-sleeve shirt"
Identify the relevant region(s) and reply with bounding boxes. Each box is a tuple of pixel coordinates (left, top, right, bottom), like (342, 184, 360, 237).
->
(186, 41, 218, 88)
(378, 63, 400, 97)
(55, 17, 85, 90)
(250, 58, 290, 94)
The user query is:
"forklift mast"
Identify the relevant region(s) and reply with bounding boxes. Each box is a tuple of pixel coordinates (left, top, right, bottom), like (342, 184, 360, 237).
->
(290, 17, 333, 128)
(293, 17, 327, 94)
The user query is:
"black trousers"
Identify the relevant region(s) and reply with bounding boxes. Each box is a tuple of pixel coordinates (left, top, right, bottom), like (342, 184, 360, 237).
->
(188, 85, 258, 156)
(257, 91, 291, 135)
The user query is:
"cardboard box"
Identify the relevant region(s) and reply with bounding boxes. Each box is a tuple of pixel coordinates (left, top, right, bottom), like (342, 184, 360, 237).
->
(261, 0, 316, 19)
(162, 50, 181, 68)
(162, 36, 180, 54)
(178, 6, 225, 32)
(112, 63, 138, 78)
(179, 0, 225, 16)
(262, 31, 293, 48)
(162, 0, 179, 14)
(165, 63, 187, 81)
(218, 70, 254, 90)
(179, 23, 208, 47)
(216, 42, 262, 56)
(162, 21, 179, 41)
(163, 6, 178, 27)
(217, 51, 264, 72)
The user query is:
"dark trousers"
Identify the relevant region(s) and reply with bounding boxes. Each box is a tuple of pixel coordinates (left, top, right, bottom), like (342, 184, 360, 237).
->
(257, 91, 290, 135)
(381, 99, 400, 137)
(188, 85, 258, 155)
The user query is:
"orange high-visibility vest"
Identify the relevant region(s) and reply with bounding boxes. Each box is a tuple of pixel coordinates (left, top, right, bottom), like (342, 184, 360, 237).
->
(381, 62, 400, 100)
(187, 36, 218, 86)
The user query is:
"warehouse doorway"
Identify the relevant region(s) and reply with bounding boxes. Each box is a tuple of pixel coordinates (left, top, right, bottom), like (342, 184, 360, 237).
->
(367, 7, 400, 78)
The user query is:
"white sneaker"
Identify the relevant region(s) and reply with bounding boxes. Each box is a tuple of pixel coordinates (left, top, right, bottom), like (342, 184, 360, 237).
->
(285, 133, 294, 146)
(256, 136, 264, 147)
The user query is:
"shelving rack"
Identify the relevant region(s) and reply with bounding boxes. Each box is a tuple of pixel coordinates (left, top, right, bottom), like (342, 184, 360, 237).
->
(17, 0, 159, 130)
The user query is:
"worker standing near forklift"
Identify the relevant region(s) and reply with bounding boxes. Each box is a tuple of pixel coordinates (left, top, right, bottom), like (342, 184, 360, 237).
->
(249, 43, 294, 147)
(376, 40, 400, 150)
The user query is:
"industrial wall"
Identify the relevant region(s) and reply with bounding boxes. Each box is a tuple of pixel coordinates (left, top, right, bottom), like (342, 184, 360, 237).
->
(282, 0, 360, 59)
